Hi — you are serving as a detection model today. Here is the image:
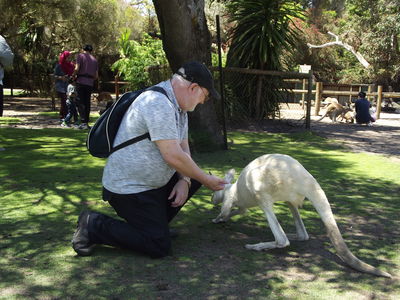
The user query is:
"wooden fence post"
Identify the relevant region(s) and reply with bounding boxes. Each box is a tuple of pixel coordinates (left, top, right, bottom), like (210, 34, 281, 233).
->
(115, 75, 119, 99)
(349, 85, 353, 104)
(301, 79, 306, 107)
(315, 82, 322, 116)
(367, 84, 372, 102)
(305, 70, 313, 129)
(376, 85, 383, 119)
(10, 72, 14, 97)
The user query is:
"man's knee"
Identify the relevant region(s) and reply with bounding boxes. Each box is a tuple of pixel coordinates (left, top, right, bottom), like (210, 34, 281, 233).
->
(148, 235, 171, 258)
(143, 235, 171, 258)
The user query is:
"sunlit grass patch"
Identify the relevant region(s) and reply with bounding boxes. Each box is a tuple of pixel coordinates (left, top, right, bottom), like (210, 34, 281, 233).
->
(0, 127, 398, 299)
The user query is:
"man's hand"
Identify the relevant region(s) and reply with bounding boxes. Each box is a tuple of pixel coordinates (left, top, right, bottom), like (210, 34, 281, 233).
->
(154, 139, 227, 192)
(168, 179, 189, 207)
(203, 174, 227, 191)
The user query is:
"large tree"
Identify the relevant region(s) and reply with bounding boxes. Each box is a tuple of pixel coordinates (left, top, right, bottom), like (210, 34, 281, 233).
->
(341, 0, 400, 88)
(300, 0, 400, 87)
(152, 0, 225, 151)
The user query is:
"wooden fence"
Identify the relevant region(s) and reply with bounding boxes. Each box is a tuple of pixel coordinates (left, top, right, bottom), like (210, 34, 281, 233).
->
(290, 82, 400, 119)
(106, 72, 399, 125)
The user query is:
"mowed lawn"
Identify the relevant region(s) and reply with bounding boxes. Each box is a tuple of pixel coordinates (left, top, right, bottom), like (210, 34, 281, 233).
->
(0, 126, 399, 299)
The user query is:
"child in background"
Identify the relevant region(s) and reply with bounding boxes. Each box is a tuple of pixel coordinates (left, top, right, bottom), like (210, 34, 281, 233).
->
(62, 78, 79, 127)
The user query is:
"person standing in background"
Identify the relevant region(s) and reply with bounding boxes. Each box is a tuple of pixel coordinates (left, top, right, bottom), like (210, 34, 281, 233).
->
(54, 51, 74, 120)
(73, 44, 98, 130)
(0, 35, 14, 117)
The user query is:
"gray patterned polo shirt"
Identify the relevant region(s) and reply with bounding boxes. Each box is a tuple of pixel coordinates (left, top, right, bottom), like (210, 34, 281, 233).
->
(102, 80, 188, 194)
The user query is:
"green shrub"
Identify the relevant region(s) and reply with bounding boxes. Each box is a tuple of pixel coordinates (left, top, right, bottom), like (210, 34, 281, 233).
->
(112, 30, 168, 90)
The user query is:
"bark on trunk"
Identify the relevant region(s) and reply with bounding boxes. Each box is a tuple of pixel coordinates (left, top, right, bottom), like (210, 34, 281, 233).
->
(153, 0, 224, 151)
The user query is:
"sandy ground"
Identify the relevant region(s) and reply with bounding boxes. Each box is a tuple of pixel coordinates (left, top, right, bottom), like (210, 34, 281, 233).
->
(2, 96, 400, 160)
(273, 102, 400, 159)
(309, 113, 400, 159)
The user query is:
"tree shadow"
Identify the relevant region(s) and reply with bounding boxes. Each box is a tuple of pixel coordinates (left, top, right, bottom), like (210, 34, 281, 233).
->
(0, 128, 398, 299)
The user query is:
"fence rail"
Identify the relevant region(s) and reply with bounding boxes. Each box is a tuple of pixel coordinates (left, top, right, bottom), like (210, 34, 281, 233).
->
(7, 66, 396, 129)
(289, 82, 400, 119)
(106, 72, 400, 124)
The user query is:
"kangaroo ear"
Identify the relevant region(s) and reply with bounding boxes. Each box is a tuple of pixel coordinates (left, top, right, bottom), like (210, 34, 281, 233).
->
(225, 169, 235, 183)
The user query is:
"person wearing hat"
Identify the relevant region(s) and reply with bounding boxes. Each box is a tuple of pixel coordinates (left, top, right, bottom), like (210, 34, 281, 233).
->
(355, 91, 375, 126)
(72, 44, 98, 129)
(72, 61, 226, 258)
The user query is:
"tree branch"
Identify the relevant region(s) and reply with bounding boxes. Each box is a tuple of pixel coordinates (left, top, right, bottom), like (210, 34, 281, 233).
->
(307, 31, 370, 68)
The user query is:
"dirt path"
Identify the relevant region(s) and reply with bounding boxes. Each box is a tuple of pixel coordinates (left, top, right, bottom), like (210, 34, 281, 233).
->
(2, 96, 400, 159)
(2, 96, 103, 129)
(308, 113, 400, 159)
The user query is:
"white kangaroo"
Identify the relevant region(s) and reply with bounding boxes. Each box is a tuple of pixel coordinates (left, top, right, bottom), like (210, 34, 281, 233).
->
(211, 154, 391, 278)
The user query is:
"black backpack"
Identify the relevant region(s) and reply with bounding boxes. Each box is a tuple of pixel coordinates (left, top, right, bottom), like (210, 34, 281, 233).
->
(87, 86, 168, 158)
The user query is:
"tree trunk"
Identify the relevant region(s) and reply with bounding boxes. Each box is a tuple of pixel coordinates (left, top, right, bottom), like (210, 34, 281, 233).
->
(153, 0, 224, 151)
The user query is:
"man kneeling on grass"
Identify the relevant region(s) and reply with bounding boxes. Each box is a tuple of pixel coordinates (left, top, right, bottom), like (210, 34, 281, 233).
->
(72, 61, 226, 258)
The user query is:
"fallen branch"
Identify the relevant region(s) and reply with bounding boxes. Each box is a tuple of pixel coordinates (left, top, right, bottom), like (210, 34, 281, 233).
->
(307, 31, 370, 68)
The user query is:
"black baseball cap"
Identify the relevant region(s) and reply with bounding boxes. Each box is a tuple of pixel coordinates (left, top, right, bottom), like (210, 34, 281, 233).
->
(358, 91, 366, 97)
(176, 61, 220, 100)
(83, 44, 93, 52)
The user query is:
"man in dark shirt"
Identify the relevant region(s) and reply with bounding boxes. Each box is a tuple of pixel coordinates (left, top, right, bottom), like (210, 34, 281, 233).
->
(355, 91, 375, 125)
(73, 44, 98, 130)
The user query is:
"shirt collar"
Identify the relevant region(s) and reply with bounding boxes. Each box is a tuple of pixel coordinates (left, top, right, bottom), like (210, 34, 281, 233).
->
(158, 80, 183, 113)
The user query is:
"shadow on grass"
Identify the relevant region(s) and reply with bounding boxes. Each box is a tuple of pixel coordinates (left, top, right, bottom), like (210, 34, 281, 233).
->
(0, 128, 399, 298)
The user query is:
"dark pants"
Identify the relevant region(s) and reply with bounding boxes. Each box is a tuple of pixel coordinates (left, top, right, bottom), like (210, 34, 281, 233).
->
(76, 83, 92, 123)
(356, 114, 375, 124)
(0, 84, 3, 117)
(57, 92, 67, 119)
(88, 173, 201, 258)
(64, 98, 78, 124)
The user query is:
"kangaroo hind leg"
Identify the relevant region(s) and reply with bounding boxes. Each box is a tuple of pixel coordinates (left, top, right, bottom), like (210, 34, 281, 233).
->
(286, 201, 309, 241)
(245, 200, 290, 251)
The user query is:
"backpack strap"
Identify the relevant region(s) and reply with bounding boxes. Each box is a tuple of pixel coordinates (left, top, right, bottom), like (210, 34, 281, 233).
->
(109, 86, 169, 155)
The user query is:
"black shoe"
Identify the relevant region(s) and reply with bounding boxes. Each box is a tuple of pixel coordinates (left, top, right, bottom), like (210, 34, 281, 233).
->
(72, 211, 95, 256)
(169, 228, 179, 239)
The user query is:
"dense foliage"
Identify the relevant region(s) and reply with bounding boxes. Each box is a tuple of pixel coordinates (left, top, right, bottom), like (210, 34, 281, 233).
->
(223, 0, 304, 120)
(2, 0, 400, 113)
(292, 0, 400, 89)
(111, 31, 168, 90)
(0, 0, 148, 95)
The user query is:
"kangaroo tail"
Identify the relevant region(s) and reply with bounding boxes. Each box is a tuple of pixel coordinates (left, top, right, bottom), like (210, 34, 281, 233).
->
(316, 111, 328, 122)
(307, 188, 391, 278)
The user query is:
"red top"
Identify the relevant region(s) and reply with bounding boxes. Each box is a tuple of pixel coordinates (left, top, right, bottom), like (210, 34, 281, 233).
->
(59, 51, 75, 76)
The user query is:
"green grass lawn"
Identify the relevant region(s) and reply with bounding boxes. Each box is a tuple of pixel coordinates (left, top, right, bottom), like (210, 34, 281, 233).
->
(37, 112, 99, 124)
(0, 117, 22, 125)
(0, 127, 399, 299)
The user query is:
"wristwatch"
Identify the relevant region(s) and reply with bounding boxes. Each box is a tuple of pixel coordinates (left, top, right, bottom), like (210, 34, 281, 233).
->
(180, 176, 191, 188)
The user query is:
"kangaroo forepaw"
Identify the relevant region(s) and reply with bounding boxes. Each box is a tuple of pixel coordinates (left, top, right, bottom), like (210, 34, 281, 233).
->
(286, 233, 309, 241)
(212, 217, 227, 223)
(245, 240, 290, 251)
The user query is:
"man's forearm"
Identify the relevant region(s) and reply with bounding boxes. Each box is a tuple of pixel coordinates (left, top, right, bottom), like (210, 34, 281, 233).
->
(72, 63, 79, 77)
(155, 139, 225, 190)
(163, 148, 208, 185)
